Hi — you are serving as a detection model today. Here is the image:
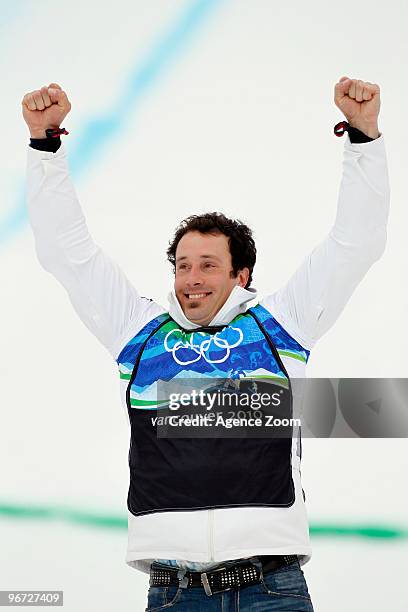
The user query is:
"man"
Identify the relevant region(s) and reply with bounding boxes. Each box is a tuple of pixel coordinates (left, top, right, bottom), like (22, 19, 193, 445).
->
(22, 76, 389, 611)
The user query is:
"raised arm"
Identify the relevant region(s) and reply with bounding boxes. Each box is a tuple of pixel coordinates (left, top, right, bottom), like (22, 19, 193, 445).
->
(261, 77, 390, 350)
(22, 84, 164, 359)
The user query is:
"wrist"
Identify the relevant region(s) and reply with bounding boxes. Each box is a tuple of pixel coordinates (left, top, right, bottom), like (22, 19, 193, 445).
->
(29, 125, 61, 139)
(348, 121, 380, 139)
(29, 129, 47, 139)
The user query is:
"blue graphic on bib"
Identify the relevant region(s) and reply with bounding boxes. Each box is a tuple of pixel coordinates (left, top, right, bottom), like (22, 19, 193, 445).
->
(117, 304, 310, 409)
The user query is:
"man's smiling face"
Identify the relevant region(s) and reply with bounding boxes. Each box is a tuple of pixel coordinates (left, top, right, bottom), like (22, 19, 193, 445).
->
(174, 231, 249, 326)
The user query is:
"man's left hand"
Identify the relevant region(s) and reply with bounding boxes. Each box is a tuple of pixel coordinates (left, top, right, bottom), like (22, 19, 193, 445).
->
(334, 76, 381, 139)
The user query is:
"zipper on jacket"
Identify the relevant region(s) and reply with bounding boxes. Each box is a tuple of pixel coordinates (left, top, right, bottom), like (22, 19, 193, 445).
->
(208, 509, 215, 561)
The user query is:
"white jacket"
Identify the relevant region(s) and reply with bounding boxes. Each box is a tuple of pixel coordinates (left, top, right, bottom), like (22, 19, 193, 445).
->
(26, 133, 390, 574)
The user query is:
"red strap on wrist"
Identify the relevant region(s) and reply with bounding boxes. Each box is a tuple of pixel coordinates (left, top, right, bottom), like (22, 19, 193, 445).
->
(333, 121, 349, 137)
(45, 127, 69, 138)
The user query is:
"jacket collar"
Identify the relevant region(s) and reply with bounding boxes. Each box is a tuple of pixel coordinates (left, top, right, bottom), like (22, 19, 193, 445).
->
(167, 285, 258, 330)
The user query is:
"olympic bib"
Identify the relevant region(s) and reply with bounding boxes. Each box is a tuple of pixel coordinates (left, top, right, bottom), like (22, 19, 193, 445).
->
(116, 304, 309, 516)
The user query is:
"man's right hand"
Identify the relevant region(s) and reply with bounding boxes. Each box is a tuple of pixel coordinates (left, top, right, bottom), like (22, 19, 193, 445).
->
(22, 83, 71, 139)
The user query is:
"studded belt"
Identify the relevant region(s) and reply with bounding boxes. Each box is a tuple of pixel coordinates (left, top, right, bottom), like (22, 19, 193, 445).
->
(149, 554, 299, 596)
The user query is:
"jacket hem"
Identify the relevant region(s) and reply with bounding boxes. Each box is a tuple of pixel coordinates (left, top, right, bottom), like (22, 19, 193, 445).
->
(126, 547, 312, 574)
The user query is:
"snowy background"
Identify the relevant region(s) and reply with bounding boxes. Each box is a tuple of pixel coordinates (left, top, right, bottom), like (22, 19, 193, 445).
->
(1, 1, 407, 610)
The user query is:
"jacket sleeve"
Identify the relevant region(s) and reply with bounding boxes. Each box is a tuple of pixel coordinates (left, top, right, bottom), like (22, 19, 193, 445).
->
(26, 143, 164, 359)
(261, 131, 390, 351)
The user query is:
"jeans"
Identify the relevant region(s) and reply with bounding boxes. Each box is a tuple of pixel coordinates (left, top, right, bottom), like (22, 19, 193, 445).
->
(145, 557, 314, 611)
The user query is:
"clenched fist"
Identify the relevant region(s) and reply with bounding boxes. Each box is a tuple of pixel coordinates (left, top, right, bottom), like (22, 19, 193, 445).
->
(22, 83, 71, 139)
(334, 76, 380, 139)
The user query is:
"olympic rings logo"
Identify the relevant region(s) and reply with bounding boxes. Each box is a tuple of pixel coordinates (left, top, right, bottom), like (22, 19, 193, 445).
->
(163, 327, 244, 365)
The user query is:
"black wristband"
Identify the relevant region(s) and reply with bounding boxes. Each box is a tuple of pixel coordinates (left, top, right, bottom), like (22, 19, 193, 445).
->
(348, 125, 375, 143)
(334, 121, 375, 143)
(30, 137, 61, 153)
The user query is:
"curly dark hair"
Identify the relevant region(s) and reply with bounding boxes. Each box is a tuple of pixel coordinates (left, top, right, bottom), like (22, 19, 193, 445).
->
(166, 212, 256, 289)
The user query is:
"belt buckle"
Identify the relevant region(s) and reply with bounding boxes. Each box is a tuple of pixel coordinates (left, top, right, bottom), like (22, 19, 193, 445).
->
(201, 572, 213, 596)
(200, 564, 228, 596)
